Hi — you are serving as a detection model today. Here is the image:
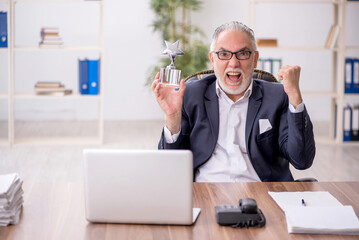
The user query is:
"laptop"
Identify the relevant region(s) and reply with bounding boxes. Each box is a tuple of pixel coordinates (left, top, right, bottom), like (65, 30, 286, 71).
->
(83, 149, 200, 225)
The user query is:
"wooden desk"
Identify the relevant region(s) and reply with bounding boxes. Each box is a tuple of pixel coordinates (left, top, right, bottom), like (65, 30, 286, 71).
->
(0, 182, 358, 240)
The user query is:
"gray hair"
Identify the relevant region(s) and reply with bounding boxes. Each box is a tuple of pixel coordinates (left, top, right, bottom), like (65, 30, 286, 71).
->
(210, 21, 257, 51)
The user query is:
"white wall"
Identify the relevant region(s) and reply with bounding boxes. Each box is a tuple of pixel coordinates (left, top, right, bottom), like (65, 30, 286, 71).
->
(1, 0, 359, 121)
(103, 0, 163, 120)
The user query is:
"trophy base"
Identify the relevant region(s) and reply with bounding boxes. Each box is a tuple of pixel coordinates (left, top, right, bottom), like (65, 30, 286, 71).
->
(160, 68, 181, 87)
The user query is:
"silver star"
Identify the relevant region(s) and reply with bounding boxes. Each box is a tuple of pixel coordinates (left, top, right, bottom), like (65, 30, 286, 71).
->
(162, 40, 184, 56)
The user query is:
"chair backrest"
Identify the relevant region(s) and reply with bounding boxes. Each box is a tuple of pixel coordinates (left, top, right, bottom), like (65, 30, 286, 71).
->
(184, 69, 278, 83)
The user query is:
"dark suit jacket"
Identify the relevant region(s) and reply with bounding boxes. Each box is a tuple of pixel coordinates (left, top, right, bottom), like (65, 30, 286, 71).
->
(158, 74, 316, 181)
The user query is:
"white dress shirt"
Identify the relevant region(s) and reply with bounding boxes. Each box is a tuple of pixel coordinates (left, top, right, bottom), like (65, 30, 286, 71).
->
(194, 81, 261, 182)
(163, 80, 304, 182)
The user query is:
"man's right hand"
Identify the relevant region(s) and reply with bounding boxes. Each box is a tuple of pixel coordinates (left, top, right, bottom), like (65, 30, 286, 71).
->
(151, 72, 186, 135)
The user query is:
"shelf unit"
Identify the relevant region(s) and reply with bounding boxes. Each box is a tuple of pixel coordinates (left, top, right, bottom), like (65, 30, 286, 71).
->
(249, 0, 359, 144)
(0, 0, 104, 146)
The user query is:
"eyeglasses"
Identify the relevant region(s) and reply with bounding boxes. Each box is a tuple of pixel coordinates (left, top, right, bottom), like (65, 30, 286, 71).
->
(213, 50, 255, 60)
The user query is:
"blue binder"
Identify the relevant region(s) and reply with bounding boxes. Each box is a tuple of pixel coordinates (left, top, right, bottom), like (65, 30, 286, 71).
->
(352, 105, 359, 141)
(343, 105, 352, 142)
(345, 58, 353, 94)
(88, 59, 99, 95)
(79, 59, 89, 94)
(353, 59, 359, 94)
(0, 12, 7, 48)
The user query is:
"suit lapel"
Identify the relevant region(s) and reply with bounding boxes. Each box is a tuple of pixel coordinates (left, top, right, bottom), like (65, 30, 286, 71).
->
(204, 80, 219, 142)
(246, 80, 263, 147)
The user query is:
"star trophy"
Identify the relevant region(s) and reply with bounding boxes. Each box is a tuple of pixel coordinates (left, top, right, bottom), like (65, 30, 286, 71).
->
(159, 40, 184, 87)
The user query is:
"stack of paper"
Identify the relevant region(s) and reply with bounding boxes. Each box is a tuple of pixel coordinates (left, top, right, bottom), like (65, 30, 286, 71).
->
(0, 173, 24, 226)
(269, 191, 359, 235)
(285, 205, 359, 235)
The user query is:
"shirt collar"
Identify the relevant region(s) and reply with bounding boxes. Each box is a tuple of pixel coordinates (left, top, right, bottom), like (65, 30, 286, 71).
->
(215, 79, 253, 103)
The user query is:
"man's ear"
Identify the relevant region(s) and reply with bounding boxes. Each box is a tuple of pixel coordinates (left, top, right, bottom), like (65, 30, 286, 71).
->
(254, 51, 259, 68)
(209, 51, 214, 69)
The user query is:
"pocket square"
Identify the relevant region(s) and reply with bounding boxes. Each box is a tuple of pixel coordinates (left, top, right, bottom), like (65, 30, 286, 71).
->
(259, 119, 272, 134)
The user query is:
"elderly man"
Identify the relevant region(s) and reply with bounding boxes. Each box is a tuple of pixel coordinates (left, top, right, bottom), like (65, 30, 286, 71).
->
(151, 21, 315, 182)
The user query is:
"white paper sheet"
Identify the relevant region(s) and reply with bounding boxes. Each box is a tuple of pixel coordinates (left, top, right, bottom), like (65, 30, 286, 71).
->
(268, 191, 342, 211)
(0, 173, 19, 196)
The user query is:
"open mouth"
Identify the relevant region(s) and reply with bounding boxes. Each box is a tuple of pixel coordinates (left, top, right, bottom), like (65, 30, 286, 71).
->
(226, 71, 242, 84)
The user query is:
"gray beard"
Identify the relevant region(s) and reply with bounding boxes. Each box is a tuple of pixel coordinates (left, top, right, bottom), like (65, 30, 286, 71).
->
(215, 69, 253, 96)
(214, 57, 256, 96)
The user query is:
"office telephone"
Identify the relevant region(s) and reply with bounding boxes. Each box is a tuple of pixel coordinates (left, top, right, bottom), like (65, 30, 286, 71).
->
(215, 198, 266, 228)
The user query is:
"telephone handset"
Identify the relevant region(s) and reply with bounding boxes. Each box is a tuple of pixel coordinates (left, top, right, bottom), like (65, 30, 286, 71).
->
(215, 198, 266, 228)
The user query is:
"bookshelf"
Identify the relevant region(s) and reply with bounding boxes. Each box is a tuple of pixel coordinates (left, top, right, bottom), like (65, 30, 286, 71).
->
(249, 0, 359, 144)
(0, 0, 104, 146)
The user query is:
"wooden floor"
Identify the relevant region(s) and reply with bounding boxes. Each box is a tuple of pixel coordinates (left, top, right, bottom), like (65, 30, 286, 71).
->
(0, 120, 358, 182)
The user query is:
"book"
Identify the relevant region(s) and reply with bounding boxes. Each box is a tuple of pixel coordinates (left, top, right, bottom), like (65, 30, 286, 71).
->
(35, 87, 66, 93)
(41, 38, 63, 44)
(36, 89, 72, 96)
(35, 81, 62, 88)
(256, 38, 277, 47)
(325, 24, 340, 49)
(40, 27, 59, 34)
(0, 11, 7, 48)
(39, 43, 63, 48)
(41, 32, 59, 37)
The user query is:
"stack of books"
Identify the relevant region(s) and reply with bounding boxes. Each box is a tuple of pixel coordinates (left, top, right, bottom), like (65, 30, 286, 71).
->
(0, 173, 24, 226)
(35, 81, 72, 96)
(39, 27, 63, 48)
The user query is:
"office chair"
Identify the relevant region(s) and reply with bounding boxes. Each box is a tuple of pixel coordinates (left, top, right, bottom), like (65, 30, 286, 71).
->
(184, 69, 318, 182)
